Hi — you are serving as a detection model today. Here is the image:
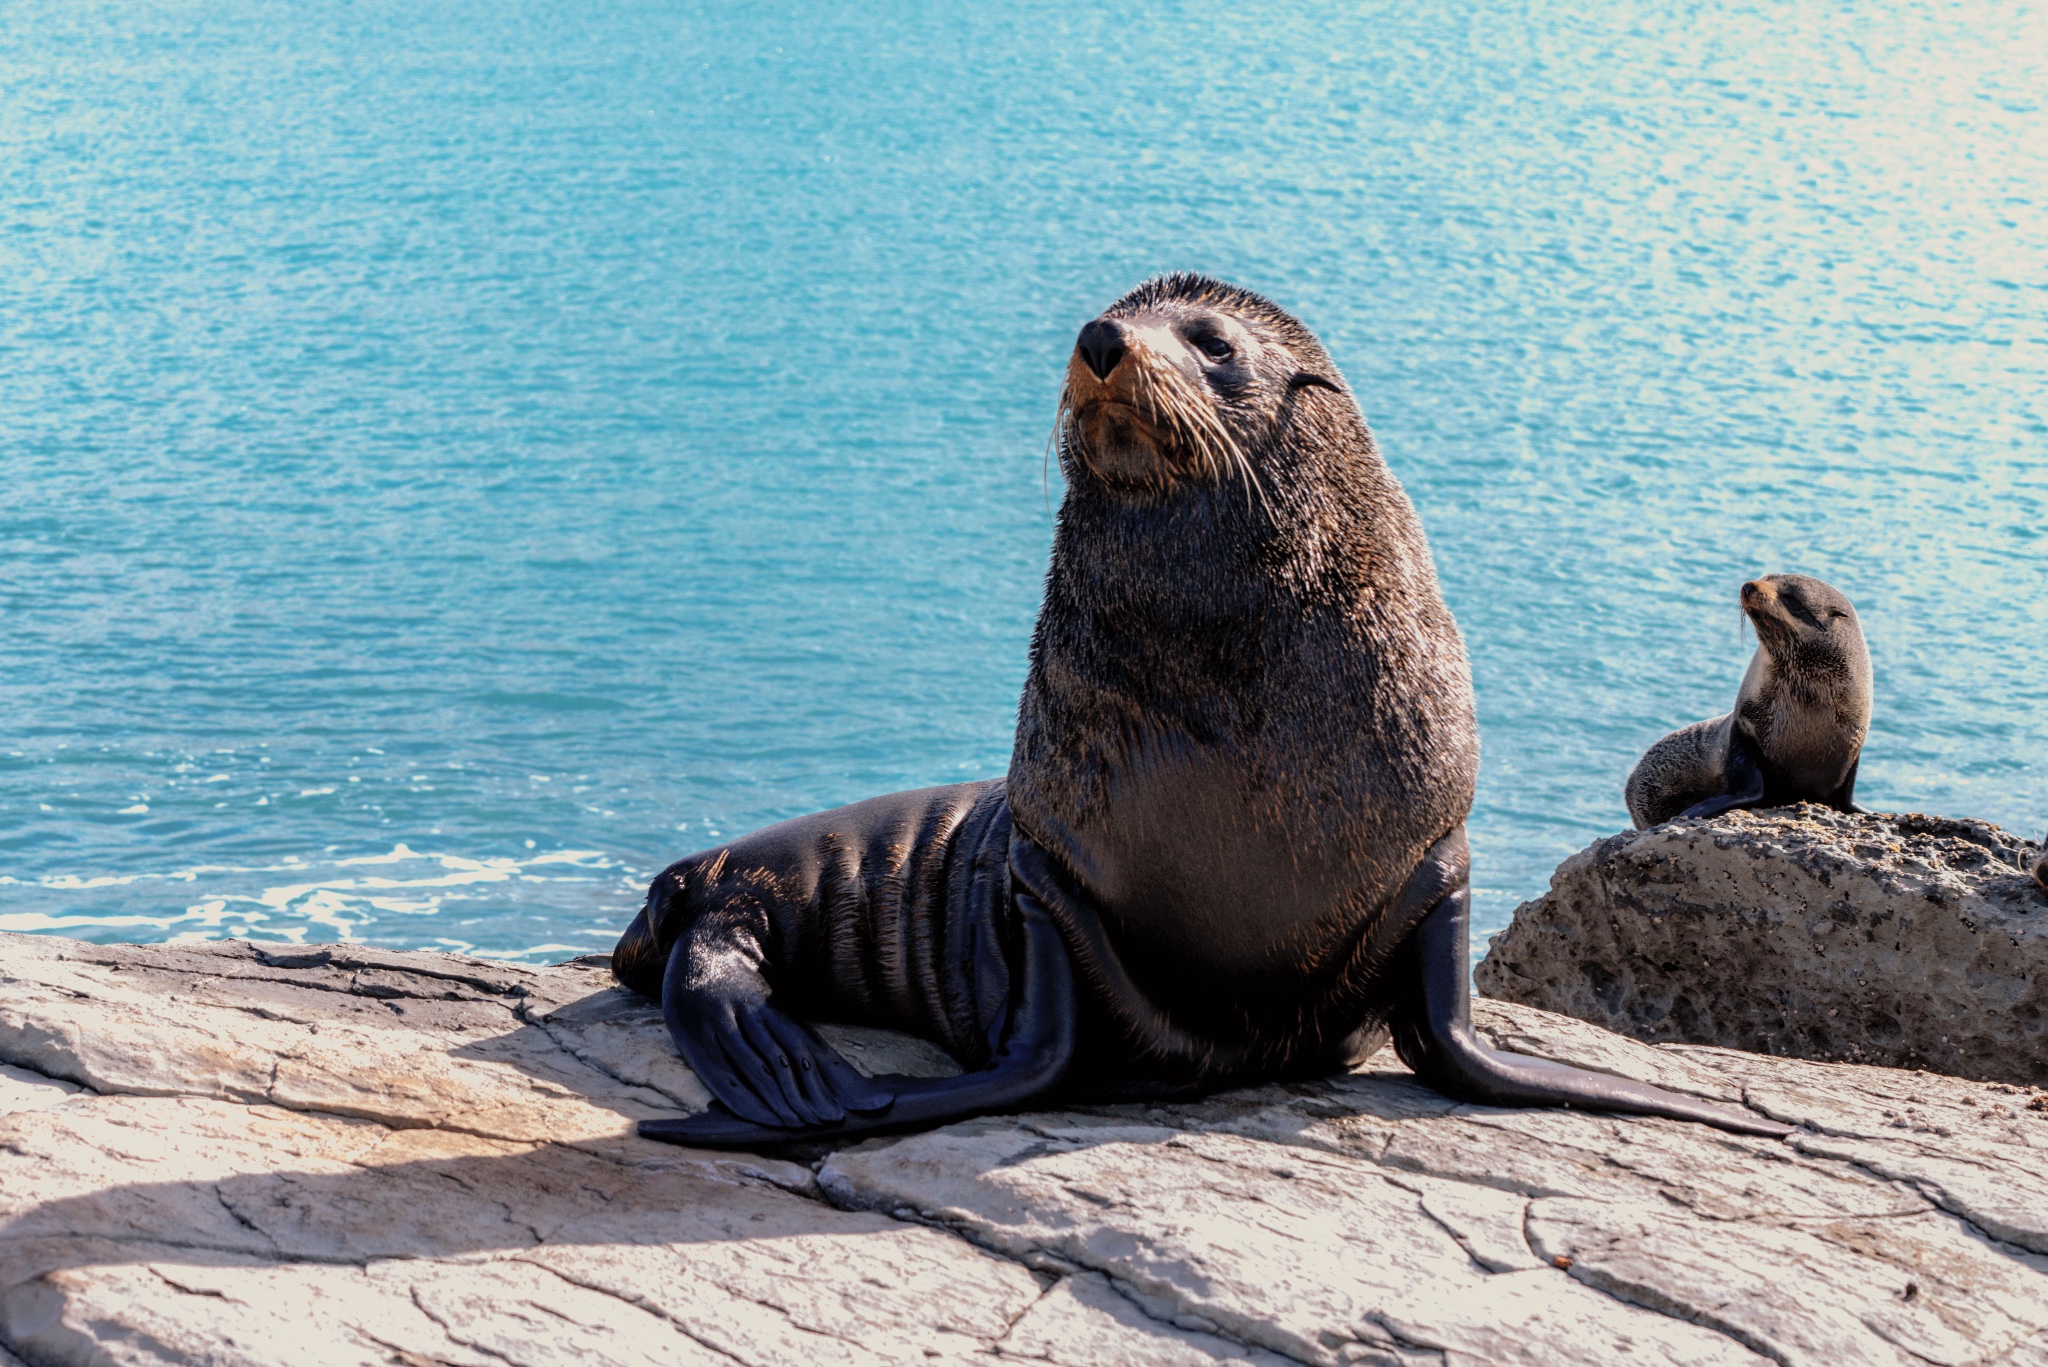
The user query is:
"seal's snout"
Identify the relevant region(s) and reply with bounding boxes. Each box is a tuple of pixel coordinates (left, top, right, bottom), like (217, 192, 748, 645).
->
(1076, 318, 1129, 381)
(1740, 579, 1773, 610)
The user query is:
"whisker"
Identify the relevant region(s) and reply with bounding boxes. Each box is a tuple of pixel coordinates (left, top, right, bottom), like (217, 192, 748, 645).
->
(1072, 346, 1272, 518)
(1154, 379, 1204, 476)
(1159, 366, 1264, 518)
(1226, 433, 1268, 518)
(1160, 370, 1228, 487)
(1044, 388, 1066, 518)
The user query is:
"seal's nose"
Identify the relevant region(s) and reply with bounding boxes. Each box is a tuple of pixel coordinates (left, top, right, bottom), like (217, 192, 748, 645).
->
(1740, 580, 1772, 610)
(1076, 318, 1128, 381)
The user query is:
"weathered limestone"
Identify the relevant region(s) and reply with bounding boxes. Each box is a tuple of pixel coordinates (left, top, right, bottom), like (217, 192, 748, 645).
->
(2, 929, 2046, 1365)
(1476, 807, 2048, 1086)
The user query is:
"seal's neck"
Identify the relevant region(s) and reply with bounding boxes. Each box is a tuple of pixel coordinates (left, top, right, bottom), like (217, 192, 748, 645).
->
(1050, 486, 1277, 617)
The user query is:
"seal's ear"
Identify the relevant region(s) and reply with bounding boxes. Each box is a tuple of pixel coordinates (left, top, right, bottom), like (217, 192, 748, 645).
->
(1287, 373, 1342, 394)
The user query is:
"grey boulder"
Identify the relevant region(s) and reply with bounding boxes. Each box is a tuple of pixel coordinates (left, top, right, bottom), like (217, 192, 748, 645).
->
(1476, 806, 2048, 1085)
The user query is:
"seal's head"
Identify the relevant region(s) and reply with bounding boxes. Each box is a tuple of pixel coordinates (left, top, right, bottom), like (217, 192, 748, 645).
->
(1735, 573, 1873, 772)
(1055, 273, 1347, 499)
(1739, 574, 1869, 695)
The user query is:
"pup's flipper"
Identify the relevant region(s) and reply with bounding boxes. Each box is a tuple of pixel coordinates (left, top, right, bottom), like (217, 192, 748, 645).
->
(1677, 729, 1768, 821)
(1832, 755, 1868, 814)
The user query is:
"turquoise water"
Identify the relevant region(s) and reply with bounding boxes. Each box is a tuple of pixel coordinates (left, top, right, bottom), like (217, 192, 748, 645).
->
(5, 1, 2045, 964)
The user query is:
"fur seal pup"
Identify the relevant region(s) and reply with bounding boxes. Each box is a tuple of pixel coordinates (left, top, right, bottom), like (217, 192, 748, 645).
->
(616, 274, 1790, 1146)
(1625, 574, 1872, 829)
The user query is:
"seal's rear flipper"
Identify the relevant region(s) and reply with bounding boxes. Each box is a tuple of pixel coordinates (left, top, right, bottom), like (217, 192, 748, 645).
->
(641, 886, 1076, 1149)
(1390, 837, 1793, 1139)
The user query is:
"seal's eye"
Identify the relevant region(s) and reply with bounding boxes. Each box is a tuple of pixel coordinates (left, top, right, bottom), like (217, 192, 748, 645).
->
(1190, 332, 1234, 362)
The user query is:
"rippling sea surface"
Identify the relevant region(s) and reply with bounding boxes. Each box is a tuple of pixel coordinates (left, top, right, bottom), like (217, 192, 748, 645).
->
(4, 1, 2045, 964)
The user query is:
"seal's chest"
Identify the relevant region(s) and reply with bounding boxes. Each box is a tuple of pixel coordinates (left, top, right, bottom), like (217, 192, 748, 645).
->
(1079, 746, 1349, 981)
(1758, 697, 1860, 790)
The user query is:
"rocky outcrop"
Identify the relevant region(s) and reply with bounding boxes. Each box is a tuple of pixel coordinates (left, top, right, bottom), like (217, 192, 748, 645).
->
(1475, 807, 2048, 1086)
(1, 928, 2046, 1365)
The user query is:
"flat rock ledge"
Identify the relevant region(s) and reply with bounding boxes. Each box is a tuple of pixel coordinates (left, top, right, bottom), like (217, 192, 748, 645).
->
(1475, 807, 2048, 1086)
(3, 932, 2047, 1366)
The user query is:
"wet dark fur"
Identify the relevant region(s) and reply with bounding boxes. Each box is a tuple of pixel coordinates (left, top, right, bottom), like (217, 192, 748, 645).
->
(615, 273, 1477, 1101)
(612, 274, 1796, 1145)
(612, 781, 1015, 1066)
(1008, 275, 1478, 1092)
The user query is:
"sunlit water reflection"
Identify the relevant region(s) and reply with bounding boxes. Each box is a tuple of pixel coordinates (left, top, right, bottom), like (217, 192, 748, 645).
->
(4, 0, 2044, 963)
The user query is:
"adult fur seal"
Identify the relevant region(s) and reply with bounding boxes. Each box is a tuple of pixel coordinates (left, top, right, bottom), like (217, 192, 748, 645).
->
(1625, 574, 1872, 829)
(615, 275, 1789, 1146)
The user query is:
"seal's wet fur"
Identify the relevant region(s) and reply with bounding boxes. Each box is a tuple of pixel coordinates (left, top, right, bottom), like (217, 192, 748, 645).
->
(612, 782, 1015, 1068)
(1626, 574, 1871, 828)
(1010, 274, 1477, 1094)
(617, 275, 1793, 1146)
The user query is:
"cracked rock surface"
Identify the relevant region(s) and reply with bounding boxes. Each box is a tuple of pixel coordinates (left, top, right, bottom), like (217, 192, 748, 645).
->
(1476, 808, 2048, 1086)
(3, 930, 2046, 1365)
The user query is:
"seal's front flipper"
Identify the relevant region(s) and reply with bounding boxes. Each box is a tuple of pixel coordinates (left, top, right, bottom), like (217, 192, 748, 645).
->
(1389, 832, 1793, 1139)
(656, 932, 895, 1132)
(1832, 756, 1868, 814)
(641, 882, 1076, 1149)
(1677, 729, 1767, 821)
